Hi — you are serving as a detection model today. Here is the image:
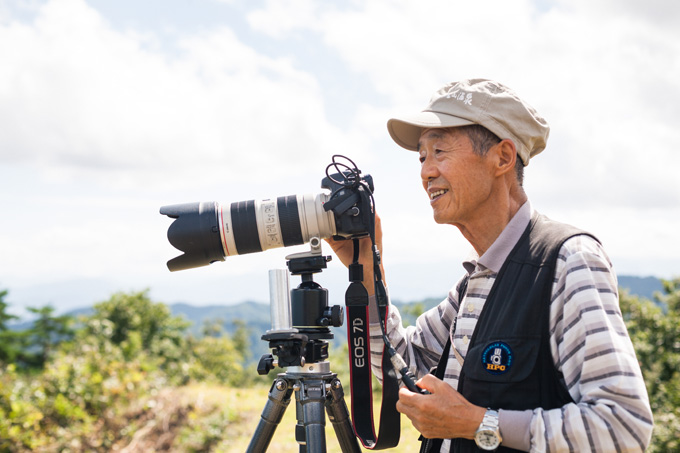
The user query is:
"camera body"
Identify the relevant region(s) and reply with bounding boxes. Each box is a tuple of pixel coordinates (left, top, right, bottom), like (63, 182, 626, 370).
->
(321, 172, 374, 240)
(160, 171, 374, 272)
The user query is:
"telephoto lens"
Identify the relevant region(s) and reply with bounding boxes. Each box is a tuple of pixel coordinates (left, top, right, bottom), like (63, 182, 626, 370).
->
(160, 193, 336, 272)
(161, 155, 375, 272)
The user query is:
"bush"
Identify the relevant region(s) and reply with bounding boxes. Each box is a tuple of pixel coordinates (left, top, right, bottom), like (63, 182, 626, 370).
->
(620, 278, 680, 452)
(0, 331, 169, 451)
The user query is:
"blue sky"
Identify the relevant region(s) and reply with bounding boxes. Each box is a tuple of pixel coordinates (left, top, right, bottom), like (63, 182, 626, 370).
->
(1, 0, 679, 316)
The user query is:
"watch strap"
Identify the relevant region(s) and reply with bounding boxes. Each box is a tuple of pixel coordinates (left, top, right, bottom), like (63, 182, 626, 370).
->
(474, 408, 502, 450)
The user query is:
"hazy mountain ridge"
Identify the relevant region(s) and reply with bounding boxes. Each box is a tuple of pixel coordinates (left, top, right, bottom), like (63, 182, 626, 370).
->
(8, 275, 667, 362)
(617, 275, 664, 299)
(168, 275, 666, 362)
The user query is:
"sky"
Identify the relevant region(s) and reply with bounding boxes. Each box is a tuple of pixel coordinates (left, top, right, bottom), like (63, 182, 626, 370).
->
(1, 0, 679, 317)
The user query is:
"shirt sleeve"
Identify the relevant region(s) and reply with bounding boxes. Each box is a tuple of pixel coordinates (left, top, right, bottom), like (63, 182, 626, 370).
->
(527, 235, 654, 452)
(368, 280, 464, 382)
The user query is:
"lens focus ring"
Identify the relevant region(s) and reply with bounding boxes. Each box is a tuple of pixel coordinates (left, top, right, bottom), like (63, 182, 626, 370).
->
(277, 195, 304, 247)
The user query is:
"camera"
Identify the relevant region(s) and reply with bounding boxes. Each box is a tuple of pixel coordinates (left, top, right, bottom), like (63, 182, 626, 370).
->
(161, 157, 402, 450)
(160, 156, 375, 272)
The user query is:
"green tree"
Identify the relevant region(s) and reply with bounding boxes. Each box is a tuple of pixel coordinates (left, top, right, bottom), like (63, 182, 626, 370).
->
(188, 318, 254, 386)
(88, 290, 189, 348)
(84, 290, 191, 379)
(0, 289, 16, 329)
(201, 318, 225, 338)
(25, 305, 74, 367)
(0, 289, 27, 364)
(231, 319, 251, 360)
(188, 334, 248, 386)
(400, 301, 426, 327)
(620, 277, 680, 452)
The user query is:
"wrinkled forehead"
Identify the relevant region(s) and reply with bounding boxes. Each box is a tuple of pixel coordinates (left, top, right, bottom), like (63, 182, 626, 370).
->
(417, 127, 468, 152)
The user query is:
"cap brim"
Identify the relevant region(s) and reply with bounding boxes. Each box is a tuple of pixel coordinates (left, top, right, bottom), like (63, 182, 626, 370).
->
(387, 111, 475, 151)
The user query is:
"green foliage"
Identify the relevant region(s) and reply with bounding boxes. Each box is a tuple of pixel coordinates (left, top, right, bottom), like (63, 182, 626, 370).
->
(0, 311, 170, 450)
(88, 290, 190, 351)
(0, 290, 25, 364)
(0, 289, 256, 451)
(2, 292, 78, 369)
(2, 280, 680, 451)
(25, 305, 75, 367)
(175, 407, 233, 452)
(187, 321, 248, 386)
(230, 319, 251, 361)
(0, 327, 26, 364)
(620, 277, 680, 452)
(0, 289, 16, 329)
(83, 290, 193, 382)
(400, 301, 426, 327)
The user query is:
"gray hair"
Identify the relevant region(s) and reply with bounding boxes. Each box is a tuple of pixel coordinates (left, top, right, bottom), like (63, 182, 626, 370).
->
(459, 124, 524, 186)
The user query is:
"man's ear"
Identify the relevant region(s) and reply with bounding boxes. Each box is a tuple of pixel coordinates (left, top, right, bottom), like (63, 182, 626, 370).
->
(493, 139, 517, 176)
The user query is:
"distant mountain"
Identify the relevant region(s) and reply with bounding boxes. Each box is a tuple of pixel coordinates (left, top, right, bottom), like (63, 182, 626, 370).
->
(9, 275, 667, 364)
(617, 275, 664, 300)
(8, 306, 93, 332)
(169, 301, 270, 336)
(169, 301, 275, 362)
(168, 275, 668, 362)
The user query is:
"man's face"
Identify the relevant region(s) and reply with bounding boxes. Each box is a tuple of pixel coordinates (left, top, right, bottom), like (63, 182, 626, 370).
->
(418, 127, 496, 226)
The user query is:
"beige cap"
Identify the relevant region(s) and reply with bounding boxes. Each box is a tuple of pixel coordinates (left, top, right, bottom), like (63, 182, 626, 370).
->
(387, 79, 549, 165)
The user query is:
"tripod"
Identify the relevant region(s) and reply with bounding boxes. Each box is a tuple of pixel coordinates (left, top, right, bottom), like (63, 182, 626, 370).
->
(247, 359, 361, 452)
(247, 241, 362, 453)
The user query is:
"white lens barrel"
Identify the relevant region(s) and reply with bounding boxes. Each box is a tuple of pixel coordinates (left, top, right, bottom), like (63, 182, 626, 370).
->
(218, 193, 337, 257)
(218, 205, 239, 257)
(254, 198, 285, 251)
(298, 193, 336, 243)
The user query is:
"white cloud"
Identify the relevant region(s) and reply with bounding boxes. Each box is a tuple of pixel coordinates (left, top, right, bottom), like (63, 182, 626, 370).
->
(0, 0, 369, 313)
(246, 0, 680, 209)
(1, 0, 679, 314)
(244, 0, 680, 277)
(0, 0, 356, 191)
(248, 0, 542, 103)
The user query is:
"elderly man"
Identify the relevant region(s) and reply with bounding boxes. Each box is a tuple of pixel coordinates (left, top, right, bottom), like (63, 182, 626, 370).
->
(328, 79, 653, 452)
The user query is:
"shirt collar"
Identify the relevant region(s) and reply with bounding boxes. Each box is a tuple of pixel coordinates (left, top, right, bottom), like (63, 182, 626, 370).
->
(463, 200, 533, 274)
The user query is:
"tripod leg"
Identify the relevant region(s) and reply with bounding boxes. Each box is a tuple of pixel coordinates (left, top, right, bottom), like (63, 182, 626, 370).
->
(296, 377, 328, 453)
(294, 397, 307, 453)
(247, 377, 293, 453)
(326, 378, 362, 453)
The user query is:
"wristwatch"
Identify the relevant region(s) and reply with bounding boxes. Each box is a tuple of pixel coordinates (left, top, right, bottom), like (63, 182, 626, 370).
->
(474, 408, 502, 450)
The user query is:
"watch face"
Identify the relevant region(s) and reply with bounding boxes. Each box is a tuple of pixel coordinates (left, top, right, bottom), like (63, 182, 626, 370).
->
(475, 429, 500, 450)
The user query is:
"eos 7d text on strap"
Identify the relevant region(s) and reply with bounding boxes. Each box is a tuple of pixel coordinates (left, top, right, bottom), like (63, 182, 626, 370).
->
(345, 239, 400, 450)
(345, 235, 432, 449)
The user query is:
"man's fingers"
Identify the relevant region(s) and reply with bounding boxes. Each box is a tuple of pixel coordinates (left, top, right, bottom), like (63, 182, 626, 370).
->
(416, 374, 444, 393)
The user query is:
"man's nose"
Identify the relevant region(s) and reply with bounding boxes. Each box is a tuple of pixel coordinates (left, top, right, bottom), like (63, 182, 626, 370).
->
(420, 155, 438, 182)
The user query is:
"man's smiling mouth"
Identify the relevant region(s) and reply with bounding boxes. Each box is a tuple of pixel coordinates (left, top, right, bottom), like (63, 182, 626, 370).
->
(430, 189, 449, 200)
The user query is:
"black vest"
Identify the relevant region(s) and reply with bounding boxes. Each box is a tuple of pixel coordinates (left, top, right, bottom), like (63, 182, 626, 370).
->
(425, 213, 596, 453)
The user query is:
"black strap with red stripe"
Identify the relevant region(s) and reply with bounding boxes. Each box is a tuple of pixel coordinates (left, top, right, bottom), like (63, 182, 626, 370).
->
(345, 243, 401, 449)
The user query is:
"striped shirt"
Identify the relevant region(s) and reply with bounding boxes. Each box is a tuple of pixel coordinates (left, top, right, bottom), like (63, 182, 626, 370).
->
(369, 201, 653, 452)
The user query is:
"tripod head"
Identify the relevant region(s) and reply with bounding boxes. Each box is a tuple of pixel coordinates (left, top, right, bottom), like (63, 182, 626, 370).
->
(258, 239, 344, 375)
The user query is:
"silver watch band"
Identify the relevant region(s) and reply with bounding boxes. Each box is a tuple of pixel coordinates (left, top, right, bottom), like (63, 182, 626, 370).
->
(474, 408, 502, 450)
(482, 409, 500, 427)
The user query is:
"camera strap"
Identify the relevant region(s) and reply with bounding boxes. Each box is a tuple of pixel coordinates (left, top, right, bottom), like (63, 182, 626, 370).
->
(345, 240, 401, 450)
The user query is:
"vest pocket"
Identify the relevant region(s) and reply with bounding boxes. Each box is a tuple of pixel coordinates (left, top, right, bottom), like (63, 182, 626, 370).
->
(460, 337, 543, 410)
(462, 336, 540, 384)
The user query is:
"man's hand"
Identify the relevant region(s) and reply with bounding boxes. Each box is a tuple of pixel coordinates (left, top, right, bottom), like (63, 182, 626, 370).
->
(396, 374, 486, 440)
(324, 214, 385, 296)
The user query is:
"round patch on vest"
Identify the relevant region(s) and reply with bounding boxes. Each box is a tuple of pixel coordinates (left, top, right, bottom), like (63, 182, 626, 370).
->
(481, 341, 513, 375)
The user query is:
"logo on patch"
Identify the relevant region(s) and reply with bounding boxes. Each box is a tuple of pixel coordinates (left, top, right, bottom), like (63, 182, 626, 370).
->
(481, 341, 513, 375)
